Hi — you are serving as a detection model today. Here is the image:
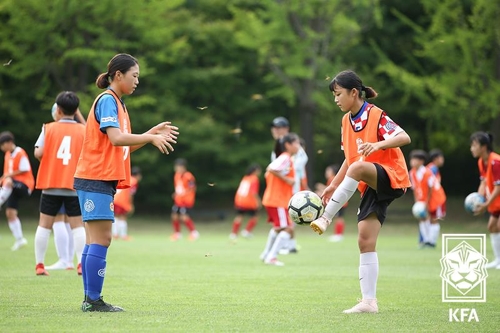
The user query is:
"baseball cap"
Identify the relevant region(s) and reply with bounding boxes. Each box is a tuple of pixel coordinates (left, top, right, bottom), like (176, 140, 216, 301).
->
(271, 117, 289, 128)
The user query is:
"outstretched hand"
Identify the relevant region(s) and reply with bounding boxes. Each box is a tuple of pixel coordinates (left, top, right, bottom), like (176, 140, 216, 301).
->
(154, 122, 179, 142)
(151, 122, 179, 154)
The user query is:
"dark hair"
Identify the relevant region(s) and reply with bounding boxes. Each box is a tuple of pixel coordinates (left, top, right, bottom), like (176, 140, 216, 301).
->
(96, 53, 139, 89)
(274, 132, 299, 157)
(470, 131, 493, 152)
(271, 117, 290, 128)
(328, 70, 378, 99)
(409, 149, 428, 162)
(131, 166, 142, 176)
(174, 158, 187, 167)
(327, 164, 340, 175)
(0, 131, 14, 145)
(429, 149, 443, 161)
(55, 91, 79, 116)
(245, 163, 261, 176)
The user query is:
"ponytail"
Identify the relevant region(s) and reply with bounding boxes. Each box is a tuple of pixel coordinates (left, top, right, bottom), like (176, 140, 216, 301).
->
(96, 72, 110, 89)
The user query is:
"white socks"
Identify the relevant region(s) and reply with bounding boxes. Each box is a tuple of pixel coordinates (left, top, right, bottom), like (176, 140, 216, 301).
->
(323, 176, 358, 221)
(52, 221, 69, 264)
(490, 233, 500, 262)
(419, 220, 431, 243)
(118, 219, 128, 238)
(261, 229, 278, 260)
(72, 227, 86, 264)
(265, 231, 291, 261)
(34, 226, 51, 264)
(9, 219, 24, 240)
(429, 223, 440, 245)
(359, 252, 378, 300)
(0, 186, 12, 206)
(66, 223, 75, 263)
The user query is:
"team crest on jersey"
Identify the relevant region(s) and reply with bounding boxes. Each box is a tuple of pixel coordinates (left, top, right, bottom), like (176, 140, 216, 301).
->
(384, 121, 397, 132)
(84, 199, 95, 212)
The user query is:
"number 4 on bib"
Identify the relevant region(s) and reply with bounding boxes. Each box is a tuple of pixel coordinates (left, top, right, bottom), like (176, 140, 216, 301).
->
(57, 136, 72, 165)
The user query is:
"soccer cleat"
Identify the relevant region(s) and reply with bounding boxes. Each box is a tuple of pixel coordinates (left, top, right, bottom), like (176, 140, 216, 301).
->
(229, 233, 237, 240)
(264, 258, 285, 266)
(485, 259, 499, 269)
(169, 233, 181, 242)
(343, 299, 378, 314)
(310, 216, 331, 235)
(329, 234, 344, 242)
(240, 230, 253, 239)
(36, 263, 49, 276)
(46, 260, 69, 270)
(188, 230, 200, 241)
(81, 296, 124, 312)
(11, 238, 28, 251)
(77, 263, 82, 276)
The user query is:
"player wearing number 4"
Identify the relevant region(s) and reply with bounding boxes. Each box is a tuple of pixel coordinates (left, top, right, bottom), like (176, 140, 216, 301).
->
(74, 53, 179, 312)
(311, 70, 411, 313)
(33, 91, 86, 276)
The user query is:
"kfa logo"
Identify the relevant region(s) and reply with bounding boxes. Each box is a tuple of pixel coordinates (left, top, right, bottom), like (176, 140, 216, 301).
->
(440, 234, 488, 322)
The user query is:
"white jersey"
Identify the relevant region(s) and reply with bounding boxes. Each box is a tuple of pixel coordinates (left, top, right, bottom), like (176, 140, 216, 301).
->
(271, 146, 308, 194)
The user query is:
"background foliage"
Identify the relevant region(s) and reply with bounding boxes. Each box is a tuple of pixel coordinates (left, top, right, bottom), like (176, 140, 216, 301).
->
(0, 0, 498, 211)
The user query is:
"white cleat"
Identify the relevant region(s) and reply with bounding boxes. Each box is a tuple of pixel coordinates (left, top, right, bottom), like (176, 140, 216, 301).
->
(310, 216, 331, 235)
(328, 234, 344, 242)
(264, 258, 285, 266)
(485, 259, 499, 269)
(279, 249, 290, 255)
(11, 238, 27, 251)
(45, 260, 70, 270)
(343, 299, 378, 314)
(240, 230, 253, 239)
(229, 233, 237, 240)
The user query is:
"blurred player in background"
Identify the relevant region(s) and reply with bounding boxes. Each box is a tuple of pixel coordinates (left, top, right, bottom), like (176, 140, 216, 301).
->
(409, 150, 445, 248)
(229, 163, 261, 240)
(170, 158, 199, 241)
(315, 164, 347, 242)
(469, 132, 500, 269)
(260, 133, 300, 266)
(0, 131, 34, 251)
(48, 102, 87, 271)
(270, 117, 308, 254)
(112, 166, 142, 241)
(311, 70, 411, 313)
(33, 91, 86, 276)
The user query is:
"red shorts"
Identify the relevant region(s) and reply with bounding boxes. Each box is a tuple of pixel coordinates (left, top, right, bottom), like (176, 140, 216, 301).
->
(114, 204, 129, 216)
(429, 203, 446, 220)
(265, 206, 291, 229)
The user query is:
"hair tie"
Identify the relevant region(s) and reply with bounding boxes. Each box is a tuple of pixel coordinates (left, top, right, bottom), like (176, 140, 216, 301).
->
(361, 85, 366, 91)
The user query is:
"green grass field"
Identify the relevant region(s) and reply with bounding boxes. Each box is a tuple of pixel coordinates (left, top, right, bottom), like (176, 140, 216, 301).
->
(0, 196, 499, 333)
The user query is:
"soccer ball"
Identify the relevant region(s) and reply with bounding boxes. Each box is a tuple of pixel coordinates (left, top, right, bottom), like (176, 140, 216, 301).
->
(412, 201, 427, 220)
(288, 190, 325, 225)
(464, 192, 485, 214)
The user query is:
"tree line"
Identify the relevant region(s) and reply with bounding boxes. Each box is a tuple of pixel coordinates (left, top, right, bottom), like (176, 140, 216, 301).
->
(0, 0, 498, 211)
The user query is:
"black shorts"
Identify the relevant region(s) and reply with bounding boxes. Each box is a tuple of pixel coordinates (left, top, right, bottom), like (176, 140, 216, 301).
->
(235, 208, 257, 217)
(358, 163, 406, 224)
(6, 180, 31, 210)
(40, 194, 81, 217)
(172, 204, 192, 215)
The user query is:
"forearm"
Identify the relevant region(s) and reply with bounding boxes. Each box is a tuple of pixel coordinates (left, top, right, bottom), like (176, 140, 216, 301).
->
(378, 131, 411, 150)
(3, 170, 27, 178)
(107, 129, 153, 147)
(330, 160, 348, 188)
(130, 127, 157, 152)
(485, 185, 500, 206)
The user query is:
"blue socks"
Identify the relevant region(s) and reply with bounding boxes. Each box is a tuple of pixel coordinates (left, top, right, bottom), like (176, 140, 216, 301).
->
(85, 244, 108, 301)
(81, 244, 89, 297)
